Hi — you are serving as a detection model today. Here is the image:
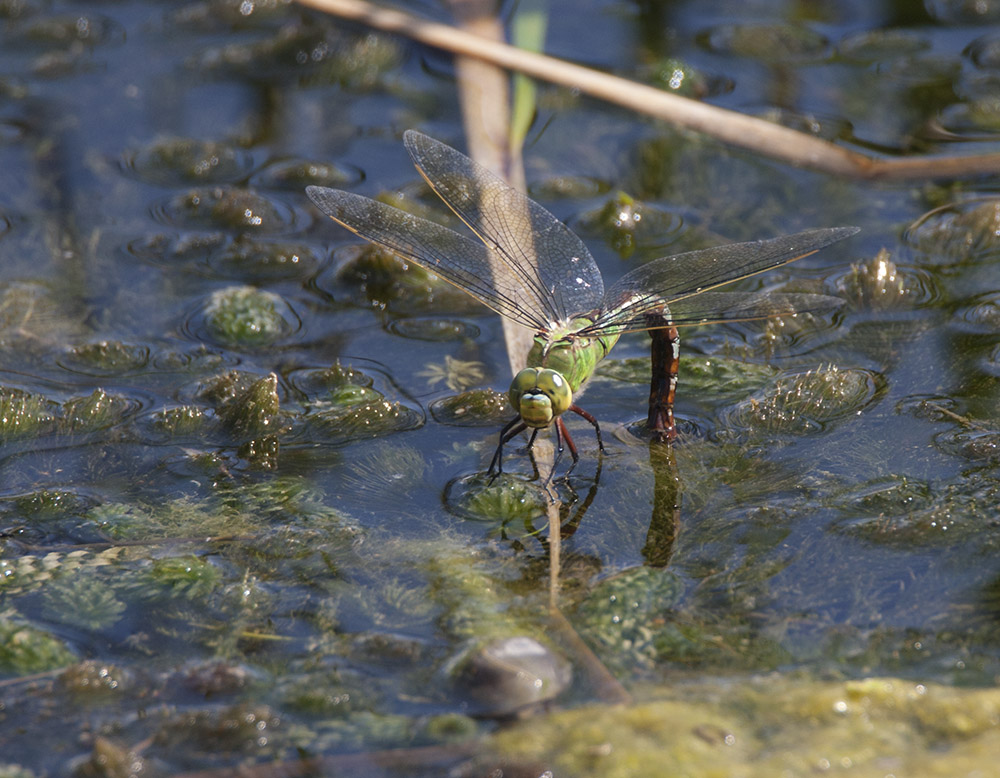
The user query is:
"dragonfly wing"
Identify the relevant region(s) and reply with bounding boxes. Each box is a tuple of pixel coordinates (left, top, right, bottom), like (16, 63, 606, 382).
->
(404, 130, 605, 325)
(643, 291, 843, 328)
(307, 186, 551, 331)
(584, 227, 857, 335)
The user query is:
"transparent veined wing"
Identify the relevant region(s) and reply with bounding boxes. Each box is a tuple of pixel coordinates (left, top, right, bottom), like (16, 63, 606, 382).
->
(630, 290, 844, 329)
(307, 186, 554, 331)
(581, 227, 858, 336)
(404, 130, 606, 326)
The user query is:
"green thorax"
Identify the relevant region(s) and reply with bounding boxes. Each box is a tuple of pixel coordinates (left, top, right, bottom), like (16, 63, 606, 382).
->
(526, 318, 620, 392)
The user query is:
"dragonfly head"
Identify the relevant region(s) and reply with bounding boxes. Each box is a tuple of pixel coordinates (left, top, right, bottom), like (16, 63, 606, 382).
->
(509, 368, 573, 429)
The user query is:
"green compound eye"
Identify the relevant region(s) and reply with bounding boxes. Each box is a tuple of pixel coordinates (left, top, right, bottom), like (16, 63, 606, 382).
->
(508, 368, 573, 429)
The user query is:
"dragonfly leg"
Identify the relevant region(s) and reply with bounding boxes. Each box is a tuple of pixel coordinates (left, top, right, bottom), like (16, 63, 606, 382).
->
(555, 417, 580, 476)
(569, 404, 604, 453)
(488, 416, 527, 479)
(647, 324, 680, 442)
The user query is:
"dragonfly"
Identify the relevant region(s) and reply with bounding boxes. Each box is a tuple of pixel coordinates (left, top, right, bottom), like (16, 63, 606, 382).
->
(307, 131, 858, 476)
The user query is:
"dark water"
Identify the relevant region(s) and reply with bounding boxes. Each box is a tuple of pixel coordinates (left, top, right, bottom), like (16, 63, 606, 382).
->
(1, 0, 1000, 774)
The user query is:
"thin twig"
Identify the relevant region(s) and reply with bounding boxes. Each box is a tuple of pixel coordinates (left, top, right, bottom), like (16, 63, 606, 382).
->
(297, 0, 1000, 180)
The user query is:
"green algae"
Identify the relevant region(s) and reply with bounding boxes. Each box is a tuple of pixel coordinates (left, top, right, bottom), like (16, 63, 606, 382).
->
(488, 677, 1000, 778)
(0, 610, 76, 674)
(203, 286, 295, 347)
(430, 388, 511, 426)
(0, 387, 58, 441)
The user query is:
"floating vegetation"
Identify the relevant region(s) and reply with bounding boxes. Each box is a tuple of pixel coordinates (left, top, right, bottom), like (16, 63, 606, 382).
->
(11, 488, 94, 519)
(60, 340, 149, 375)
(217, 372, 281, 439)
(700, 22, 829, 62)
(957, 291, 1000, 331)
(202, 286, 297, 346)
(128, 231, 230, 266)
(191, 19, 400, 88)
(721, 365, 883, 437)
(152, 702, 283, 755)
(60, 388, 135, 434)
(936, 428, 1000, 464)
(444, 473, 549, 523)
(148, 404, 211, 437)
(252, 157, 359, 190)
(340, 443, 429, 511)
(644, 57, 717, 97)
(123, 136, 254, 185)
(332, 243, 482, 316)
(577, 191, 683, 258)
(159, 187, 294, 233)
(40, 574, 127, 631)
(196, 369, 259, 407)
(308, 399, 423, 444)
(601, 354, 778, 410)
(838, 28, 931, 64)
(168, 0, 294, 29)
(488, 677, 1000, 778)
(143, 554, 222, 601)
(835, 249, 923, 310)
(416, 355, 485, 392)
(430, 388, 511, 427)
(58, 660, 132, 697)
(573, 566, 685, 672)
(0, 609, 76, 674)
(16, 13, 123, 47)
(385, 317, 479, 342)
(208, 236, 320, 280)
(906, 198, 1000, 260)
(0, 386, 58, 441)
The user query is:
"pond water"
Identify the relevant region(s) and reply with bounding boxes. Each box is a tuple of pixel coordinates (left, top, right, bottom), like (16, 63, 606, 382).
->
(1, 0, 1000, 775)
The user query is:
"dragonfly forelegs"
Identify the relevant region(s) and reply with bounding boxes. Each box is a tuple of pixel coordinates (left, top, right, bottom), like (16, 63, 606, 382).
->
(569, 404, 605, 453)
(488, 415, 527, 480)
(552, 417, 579, 478)
(647, 324, 680, 442)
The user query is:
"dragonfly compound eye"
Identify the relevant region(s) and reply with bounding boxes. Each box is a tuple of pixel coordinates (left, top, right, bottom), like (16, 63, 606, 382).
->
(509, 368, 572, 428)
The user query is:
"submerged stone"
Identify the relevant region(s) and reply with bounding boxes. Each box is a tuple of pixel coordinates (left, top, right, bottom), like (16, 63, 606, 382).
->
(452, 636, 572, 717)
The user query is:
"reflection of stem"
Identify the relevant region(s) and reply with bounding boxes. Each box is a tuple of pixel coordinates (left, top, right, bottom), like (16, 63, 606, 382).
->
(642, 440, 681, 568)
(297, 0, 1000, 180)
(547, 606, 632, 705)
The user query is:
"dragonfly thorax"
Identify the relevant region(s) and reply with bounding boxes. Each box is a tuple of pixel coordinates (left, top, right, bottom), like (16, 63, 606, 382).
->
(509, 368, 572, 429)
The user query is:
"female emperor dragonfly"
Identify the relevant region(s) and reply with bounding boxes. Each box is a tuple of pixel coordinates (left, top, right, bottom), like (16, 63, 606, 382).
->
(307, 131, 858, 476)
